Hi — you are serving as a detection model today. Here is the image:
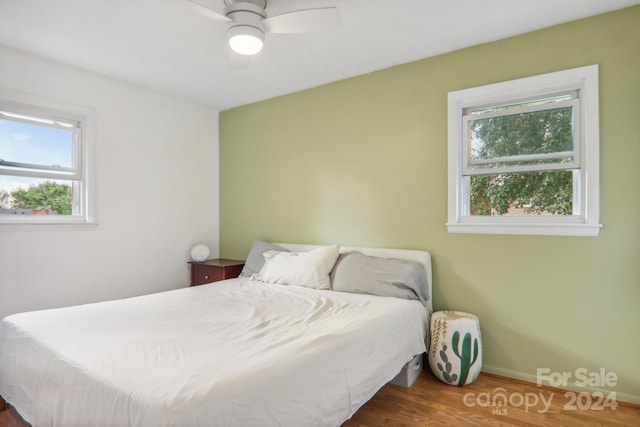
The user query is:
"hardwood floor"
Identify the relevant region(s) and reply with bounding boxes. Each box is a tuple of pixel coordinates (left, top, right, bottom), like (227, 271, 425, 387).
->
(1, 371, 638, 426)
(345, 371, 640, 426)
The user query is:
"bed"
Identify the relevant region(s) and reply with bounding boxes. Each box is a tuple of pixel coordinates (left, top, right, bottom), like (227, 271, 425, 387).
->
(0, 243, 433, 426)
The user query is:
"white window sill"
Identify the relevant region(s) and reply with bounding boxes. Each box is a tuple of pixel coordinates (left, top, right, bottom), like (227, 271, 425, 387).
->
(0, 218, 98, 231)
(446, 222, 602, 237)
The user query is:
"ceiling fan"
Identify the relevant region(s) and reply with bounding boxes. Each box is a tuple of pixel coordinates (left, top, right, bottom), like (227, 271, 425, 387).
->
(174, 0, 340, 56)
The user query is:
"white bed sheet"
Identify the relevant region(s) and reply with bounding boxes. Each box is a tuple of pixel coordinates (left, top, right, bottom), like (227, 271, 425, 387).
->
(0, 278, 427, 427)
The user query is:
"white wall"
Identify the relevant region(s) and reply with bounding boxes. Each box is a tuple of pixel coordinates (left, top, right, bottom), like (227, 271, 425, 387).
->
(0, 45, 220, 319)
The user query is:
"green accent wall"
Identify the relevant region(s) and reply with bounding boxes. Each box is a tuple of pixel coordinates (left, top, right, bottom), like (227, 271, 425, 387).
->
(220, 7, 640, 402)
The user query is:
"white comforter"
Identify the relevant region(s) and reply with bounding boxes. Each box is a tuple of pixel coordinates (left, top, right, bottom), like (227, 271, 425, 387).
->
(0, 278, 427, 427)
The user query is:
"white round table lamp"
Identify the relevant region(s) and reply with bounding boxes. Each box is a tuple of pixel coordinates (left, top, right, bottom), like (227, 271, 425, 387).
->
(190, 244, 210, 262)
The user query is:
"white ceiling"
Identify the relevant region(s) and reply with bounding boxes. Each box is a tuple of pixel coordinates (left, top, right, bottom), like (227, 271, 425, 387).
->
(0, 0, 638, 111)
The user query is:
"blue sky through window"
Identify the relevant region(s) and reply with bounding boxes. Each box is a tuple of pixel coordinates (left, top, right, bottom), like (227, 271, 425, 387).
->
(0, 118, 72, 167)
(0, 118, 73, 195)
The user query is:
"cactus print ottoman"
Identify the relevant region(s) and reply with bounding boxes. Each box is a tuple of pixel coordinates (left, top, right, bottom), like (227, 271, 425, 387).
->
(428, 310, 482, 385)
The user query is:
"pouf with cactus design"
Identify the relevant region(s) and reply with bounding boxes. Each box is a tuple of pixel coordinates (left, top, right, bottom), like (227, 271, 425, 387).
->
(428, 310, 482, 385)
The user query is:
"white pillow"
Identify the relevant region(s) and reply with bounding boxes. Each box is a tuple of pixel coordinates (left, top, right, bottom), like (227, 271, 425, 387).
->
(253, 245, 340, 290)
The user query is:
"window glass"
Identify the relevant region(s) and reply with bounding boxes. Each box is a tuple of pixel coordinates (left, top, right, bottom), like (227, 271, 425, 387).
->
(466, 106, 575, 169)
(0, 117, 76, 175)
(469, 170, 574, 216)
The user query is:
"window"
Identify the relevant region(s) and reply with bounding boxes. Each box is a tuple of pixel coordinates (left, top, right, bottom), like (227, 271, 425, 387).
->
(447, 65, 600, 236)
(0, 93, 95, 225)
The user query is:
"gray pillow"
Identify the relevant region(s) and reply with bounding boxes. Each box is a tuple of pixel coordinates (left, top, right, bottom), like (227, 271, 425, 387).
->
(331, 252, 429, 306)
(238, 240, 288, 277)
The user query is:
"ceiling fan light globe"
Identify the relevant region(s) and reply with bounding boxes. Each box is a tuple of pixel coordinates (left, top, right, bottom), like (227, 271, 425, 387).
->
(228, 25, 264, 55)
(229, 34, 263, 55)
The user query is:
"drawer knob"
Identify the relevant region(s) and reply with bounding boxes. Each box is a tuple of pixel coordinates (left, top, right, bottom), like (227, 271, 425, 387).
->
(204, 275, 209, 279)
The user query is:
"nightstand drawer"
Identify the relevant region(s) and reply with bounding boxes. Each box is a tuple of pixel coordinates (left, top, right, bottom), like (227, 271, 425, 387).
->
(188, 259, 244, 286)
(192, 263, 223, 285)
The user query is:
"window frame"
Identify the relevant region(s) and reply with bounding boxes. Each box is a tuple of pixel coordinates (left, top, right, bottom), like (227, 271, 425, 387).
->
(0, 90, 96, 226)
(447, 65, 601, 237)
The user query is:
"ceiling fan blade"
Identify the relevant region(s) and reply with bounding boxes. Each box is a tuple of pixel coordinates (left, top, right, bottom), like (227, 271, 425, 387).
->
(264, 7, 340, 34)
(171, 0, 231, 22)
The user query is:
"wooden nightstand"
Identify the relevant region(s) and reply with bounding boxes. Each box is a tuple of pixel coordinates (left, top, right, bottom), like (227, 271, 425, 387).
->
(188, 259, 245, 286)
